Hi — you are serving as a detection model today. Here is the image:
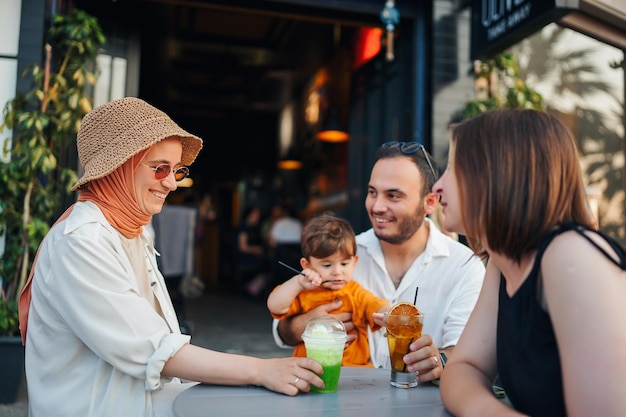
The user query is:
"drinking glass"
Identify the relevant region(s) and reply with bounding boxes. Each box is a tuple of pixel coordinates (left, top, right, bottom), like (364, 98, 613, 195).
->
(384, 312, 424, 388)
(302, 317, 347, 393)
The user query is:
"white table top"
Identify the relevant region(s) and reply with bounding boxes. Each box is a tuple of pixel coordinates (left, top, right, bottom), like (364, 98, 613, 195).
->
(173, 366, 453, 417)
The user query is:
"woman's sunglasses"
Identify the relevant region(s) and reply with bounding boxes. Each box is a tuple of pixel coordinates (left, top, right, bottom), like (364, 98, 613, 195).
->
(141, 162, 190, 181)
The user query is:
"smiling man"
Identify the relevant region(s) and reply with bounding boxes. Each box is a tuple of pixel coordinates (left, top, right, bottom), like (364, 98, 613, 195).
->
(274, 142, 485, 383)
(353, 142, 485, 381)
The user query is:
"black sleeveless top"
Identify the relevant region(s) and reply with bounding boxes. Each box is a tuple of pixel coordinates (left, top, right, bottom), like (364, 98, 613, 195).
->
(497, 222, 626, 416)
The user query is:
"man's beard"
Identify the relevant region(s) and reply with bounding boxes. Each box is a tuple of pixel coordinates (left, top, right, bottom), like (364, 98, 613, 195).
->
(373, 202, 426, 245)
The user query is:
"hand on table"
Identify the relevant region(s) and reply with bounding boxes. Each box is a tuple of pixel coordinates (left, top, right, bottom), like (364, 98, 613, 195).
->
(258, 357, 324, 396)
(404, 334, 443, 382)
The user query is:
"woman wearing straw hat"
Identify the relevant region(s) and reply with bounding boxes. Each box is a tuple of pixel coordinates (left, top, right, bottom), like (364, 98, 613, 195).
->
(18, 97, 323, 417)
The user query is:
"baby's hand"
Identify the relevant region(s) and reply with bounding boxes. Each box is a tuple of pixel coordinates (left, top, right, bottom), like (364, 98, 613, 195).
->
(298, 268, 322, 289)
(373, 304, 391, 327)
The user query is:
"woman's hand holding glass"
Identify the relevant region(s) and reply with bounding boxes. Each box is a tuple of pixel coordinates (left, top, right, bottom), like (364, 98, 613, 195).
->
(258, 357, 324, 396)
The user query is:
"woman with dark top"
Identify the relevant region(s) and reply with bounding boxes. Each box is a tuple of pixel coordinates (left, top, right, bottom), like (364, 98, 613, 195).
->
(434, 109, 626, 417)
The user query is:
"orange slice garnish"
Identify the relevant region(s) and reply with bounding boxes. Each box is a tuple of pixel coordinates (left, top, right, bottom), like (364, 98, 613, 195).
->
(388, 301, 421, 316)
(385, 302, 422, 337)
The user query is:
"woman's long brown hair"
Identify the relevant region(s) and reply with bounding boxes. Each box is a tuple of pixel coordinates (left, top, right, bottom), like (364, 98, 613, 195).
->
(451, 109, 594, 263)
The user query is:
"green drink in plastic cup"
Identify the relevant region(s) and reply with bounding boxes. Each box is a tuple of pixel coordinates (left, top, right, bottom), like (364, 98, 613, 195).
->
(302, 317, 347, 393)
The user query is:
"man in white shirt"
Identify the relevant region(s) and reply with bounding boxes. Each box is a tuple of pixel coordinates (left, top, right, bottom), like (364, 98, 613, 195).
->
(273, 141, 485, 383)
(268, 205, 303, 246)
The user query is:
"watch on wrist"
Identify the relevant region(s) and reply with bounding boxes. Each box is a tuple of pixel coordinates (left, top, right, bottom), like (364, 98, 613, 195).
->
(439, 352, 448, 368)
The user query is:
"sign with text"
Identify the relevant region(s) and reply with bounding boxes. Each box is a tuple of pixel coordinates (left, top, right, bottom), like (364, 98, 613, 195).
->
(471, 0, 571, 59)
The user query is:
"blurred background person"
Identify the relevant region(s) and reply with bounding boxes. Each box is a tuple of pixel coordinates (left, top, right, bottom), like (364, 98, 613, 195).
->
(235, 206, 267, 297)
(266, 203, 304, 294)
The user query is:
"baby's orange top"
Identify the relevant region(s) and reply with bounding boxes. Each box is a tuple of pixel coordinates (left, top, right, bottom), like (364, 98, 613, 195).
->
(271, 280, 388, 367)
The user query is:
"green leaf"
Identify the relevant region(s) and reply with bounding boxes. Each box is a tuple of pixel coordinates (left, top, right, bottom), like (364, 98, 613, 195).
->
(68, 93, 79, 109)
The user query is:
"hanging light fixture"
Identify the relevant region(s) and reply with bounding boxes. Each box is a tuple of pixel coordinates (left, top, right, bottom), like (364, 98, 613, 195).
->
(277, 142, 303, 169)
(277, 160, 303, 170)
(277, 102, 302, 170)
(380, 0, 400, 61)
(317, 107, 349, 142)
(317, 24, 350, 143)
(277, 158, 303, 170)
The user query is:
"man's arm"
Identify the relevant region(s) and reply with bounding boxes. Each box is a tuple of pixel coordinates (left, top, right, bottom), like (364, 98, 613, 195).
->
(277, 313, 313, 346)
(272, 300, 354, 346)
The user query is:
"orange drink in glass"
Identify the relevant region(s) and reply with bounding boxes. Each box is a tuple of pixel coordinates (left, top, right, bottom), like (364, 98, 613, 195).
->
(384, 302, 424, 388)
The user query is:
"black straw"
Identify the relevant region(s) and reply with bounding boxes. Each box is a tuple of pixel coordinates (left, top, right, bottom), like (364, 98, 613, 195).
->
(413, 287, 419, 305)
(278, 261, 305, 276)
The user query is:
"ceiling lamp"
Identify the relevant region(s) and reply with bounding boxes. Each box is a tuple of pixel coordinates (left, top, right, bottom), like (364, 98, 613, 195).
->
(277, 159, 303, 170)
(317, 107, 349, 142)
(277, 145, 303, 170)
(316, 24, 350, 143)
(380, 0, 400, 61)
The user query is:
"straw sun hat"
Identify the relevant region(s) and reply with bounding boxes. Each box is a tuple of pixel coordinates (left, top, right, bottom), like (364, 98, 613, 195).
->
(72, 97, 203, 190)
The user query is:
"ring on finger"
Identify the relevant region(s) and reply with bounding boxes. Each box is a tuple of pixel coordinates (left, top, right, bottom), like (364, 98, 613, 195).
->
(433, 356, 439, 367)
(293, 377, 300, 385)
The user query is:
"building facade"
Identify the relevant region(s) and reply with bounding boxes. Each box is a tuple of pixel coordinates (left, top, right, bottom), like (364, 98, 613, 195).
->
(1, 0, 624, 244)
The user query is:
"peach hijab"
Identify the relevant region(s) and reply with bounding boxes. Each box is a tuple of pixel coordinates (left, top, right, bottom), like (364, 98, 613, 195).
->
(18, 150, 150, 344)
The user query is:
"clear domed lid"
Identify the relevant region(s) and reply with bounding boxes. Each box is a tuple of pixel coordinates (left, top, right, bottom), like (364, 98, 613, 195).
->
(302, 316, 347, 341)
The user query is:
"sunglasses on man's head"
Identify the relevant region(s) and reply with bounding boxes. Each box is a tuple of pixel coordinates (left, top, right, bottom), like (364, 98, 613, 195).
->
(141, 162, 190, 181)
(380, 141, 438, 183)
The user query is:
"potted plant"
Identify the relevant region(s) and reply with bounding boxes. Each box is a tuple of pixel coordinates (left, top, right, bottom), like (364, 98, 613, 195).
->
(460, 51, 544, 119)
(0, 9, 104, 403)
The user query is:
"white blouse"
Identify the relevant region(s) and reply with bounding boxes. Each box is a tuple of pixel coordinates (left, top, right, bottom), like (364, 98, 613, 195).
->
(25, 201, 192, 417)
